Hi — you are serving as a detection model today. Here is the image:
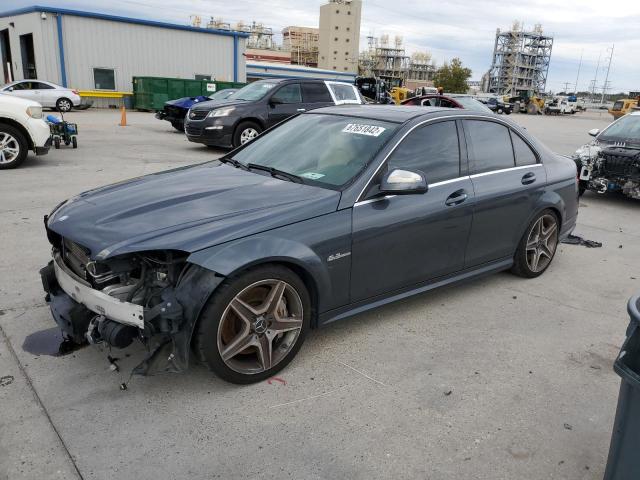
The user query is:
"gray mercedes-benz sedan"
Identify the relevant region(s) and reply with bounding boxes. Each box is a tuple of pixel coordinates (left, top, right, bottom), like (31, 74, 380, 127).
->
(40, 106, 578, 384)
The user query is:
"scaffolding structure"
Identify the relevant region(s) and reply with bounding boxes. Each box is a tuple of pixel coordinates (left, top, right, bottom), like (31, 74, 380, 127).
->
(487, 22, 553, 96)
(283, 27, 319, 67)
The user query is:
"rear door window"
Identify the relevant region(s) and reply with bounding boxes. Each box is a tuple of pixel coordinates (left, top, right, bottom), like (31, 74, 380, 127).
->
(510, 132, 538, 166)
(326, 82, 361, 104)
(464, 120, 515, 174)
(302, 83, 333, 103)
(387, 121, 461, 183)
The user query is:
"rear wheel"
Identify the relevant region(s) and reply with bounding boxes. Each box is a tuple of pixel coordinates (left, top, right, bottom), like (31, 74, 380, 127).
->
(195, 265, 310, 384)
(511, 210, 559, 278)
(56, 97, 73, 112)
(233, 121, 262, 148)
(71, 136, 78, 149)
(0, 124, 28, 169)
(171, 120, 184, 132)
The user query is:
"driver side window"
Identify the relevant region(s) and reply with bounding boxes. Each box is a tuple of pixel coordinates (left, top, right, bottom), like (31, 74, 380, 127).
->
(271, 84, 302, 104)
(387, 121, 461, 184)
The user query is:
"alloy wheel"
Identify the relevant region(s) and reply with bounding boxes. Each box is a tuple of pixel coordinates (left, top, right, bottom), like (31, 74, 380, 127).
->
(525, 214, 558, 272)
(58, 99, 72, 112)
(240, 128, 259, 144)
(217, 279, 304, 374)
(0, 133, 20, 165)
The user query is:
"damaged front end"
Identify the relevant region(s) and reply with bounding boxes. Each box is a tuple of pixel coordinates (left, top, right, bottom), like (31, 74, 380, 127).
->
(40, 226, 223, 375)
(574, 142, 640, 199)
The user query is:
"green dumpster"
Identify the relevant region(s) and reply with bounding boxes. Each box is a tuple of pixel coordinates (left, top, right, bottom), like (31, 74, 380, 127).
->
(133, 77, 245, 111)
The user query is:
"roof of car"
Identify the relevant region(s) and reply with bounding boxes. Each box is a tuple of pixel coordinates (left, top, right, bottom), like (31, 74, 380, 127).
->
(307, 104, 469, 123)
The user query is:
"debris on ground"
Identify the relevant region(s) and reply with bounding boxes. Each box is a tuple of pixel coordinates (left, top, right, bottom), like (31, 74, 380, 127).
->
(561, 234, 602, 248)
(0, 375, 14, 387)
(564, 423, 573, 430)
(444, 390, 452, 396)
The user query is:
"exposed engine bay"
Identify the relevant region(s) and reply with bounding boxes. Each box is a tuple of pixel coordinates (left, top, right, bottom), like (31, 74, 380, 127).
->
(574, 143, 640, 199)
(40, 230, 223, 376)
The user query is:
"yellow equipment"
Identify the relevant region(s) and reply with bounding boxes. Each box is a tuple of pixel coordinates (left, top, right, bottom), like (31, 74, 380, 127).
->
(609, 98, 639, 120)
(507, 92, 545, 114)
(390, 87, 411, 105)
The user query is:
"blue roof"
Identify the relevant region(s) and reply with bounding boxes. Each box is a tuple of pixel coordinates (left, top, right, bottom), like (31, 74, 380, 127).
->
(0, 5, 250, 38)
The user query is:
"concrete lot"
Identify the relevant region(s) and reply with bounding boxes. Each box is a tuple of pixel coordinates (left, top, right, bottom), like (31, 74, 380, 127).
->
(0, 108, 637, 480)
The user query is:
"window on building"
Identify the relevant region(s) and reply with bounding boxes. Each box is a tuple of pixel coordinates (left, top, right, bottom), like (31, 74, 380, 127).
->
(336, 9, 340, 13)
(335, 26, 339, 30)
(347, 10, 351, 15)
(347, 27, 350, 31)
(94, 68, 116, 90)
(195, 74, 212, 81)
(334, 37, 338, 41)
(334, 50, 338, 54)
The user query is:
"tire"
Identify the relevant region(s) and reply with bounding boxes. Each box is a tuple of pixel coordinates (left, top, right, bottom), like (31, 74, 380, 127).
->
(505, 110, 511, 115)
(72, 136, 78, 149)
(0, 124, 28, 169)
(497, 108, 503, 114)
(194, 264, 311, 384)
(54, 137, 61, 149)
(511, 209, 560, 278)
(171, 120, 184, 132)
(56, 97, 73, 112)
(233, 121, 262, 148)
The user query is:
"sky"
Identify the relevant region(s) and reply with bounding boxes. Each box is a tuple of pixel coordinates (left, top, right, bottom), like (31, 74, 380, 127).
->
(3, 0, 640, 93)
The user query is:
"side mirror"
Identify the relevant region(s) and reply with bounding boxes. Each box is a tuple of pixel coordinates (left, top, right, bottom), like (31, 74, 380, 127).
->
(269, 97, 283, 107)
(588, 128, 600, 137)
(380, 168, 428, 195)
(7, 86, 13, 92)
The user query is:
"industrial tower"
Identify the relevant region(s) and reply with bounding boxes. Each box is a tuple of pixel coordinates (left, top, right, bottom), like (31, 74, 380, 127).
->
(487, 22, 553, 96)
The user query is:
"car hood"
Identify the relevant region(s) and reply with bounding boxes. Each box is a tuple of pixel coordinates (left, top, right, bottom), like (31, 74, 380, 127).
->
(47, 163, 341, 259)
(190, 99, 249, 111)
(0, 92, 41, 108)
(165, 96, 209, 109)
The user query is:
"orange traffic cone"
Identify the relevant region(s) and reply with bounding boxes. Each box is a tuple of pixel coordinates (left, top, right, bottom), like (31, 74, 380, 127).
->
(119, 105, 127, 126)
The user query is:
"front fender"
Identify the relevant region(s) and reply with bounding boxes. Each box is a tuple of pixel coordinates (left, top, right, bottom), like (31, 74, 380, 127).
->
(187, 234, 332, 308)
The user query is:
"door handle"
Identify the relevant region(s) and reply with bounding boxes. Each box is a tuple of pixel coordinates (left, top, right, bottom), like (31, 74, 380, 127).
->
(296, 108, 306, 112)
(445, 189, 468, 206)
(521, 172, 536, 185)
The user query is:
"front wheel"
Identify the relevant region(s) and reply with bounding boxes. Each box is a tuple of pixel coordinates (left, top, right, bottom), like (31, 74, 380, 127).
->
(233, 121, 262, 148)
(194, 265, 311, 384)
(0, 124, 28, 169)
(511, 210, 559, 278)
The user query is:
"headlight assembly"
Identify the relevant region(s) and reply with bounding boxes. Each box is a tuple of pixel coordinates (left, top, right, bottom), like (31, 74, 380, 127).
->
(26, 106, 43, 119)
(208, 107, 235, 118)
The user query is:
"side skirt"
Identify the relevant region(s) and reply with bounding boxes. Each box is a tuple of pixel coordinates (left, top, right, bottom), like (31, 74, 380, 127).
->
(317, 257, 513, 327)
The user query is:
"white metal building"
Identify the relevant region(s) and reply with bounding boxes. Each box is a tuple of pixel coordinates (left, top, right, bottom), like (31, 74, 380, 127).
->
(247, 62, 356, 83)
(0, 6, 248, 93)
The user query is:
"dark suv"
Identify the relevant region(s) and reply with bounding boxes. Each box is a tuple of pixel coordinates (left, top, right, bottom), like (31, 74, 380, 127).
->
(184, 79, 362, 148)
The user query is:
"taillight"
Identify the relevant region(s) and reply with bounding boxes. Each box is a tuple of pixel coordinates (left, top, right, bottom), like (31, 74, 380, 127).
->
(72, 89, 79, 95)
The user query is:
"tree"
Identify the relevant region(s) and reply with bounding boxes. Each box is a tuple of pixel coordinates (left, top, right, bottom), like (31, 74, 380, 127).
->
(432, 58, 472, 93)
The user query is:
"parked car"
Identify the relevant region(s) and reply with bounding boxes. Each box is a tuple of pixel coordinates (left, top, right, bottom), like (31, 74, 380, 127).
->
(482, 97, 513, 114)
(155, 88, 239, 131)
(40, 106, 579, 383)
(573, 111, 640, 199)
(0, 93, 51, 169)
(544, 97, 575, 115)
(401, 94, 492, 113)
(184, 79, 363, 148)
(1, 80, 81, 112)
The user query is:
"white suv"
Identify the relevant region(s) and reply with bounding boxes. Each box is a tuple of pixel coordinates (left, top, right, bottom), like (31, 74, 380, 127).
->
(0, 93, 51, 169)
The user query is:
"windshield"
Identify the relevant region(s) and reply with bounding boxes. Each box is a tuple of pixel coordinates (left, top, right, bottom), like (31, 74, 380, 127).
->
(233, 82, 277, 101)
(232, 114, 399, 188)
(600, 115, 640, 143)
(453, 97, 492, 113)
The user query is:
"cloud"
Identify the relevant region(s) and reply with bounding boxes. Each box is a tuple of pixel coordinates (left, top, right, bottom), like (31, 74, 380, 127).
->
(4, 0, 639, 92)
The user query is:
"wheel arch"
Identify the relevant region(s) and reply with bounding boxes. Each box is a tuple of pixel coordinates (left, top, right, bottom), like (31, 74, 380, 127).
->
(0, 117, 34, 150)
(233, 117, 265, 133)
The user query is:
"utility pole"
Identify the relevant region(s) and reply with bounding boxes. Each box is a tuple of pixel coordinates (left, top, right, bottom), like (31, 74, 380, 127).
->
(600, 44, 614, 105)
(574, 49, 583, 94)
(591, 51, 602, 101)
(562, 81, 571, 93)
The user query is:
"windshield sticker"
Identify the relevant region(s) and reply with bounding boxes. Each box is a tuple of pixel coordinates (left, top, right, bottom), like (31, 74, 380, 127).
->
(300, 172, 325, 180)
(342, 124, 386, 137)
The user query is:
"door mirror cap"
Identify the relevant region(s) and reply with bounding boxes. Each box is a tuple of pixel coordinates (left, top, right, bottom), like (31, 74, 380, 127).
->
(269, 97, 284, 106)
(6, 86, 13, 92)
(380, 168, 428, 195)
(588, 128, 600, 137)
